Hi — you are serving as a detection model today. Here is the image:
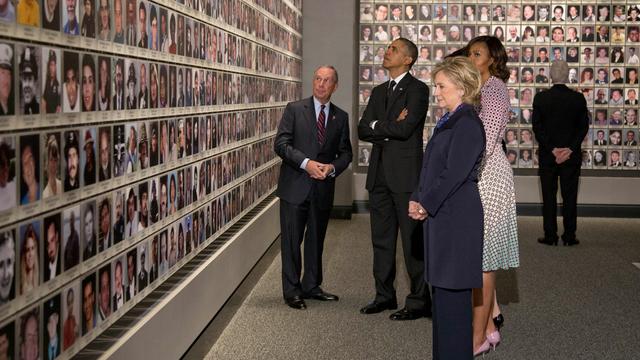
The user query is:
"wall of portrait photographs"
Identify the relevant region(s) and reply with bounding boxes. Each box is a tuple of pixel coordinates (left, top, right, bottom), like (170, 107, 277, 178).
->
(0, 0, 301, 357)
(358, 1, 640, 172)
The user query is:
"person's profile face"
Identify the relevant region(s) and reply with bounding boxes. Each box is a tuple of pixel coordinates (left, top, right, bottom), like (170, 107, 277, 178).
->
(0, 238, 14, 300)
(312, 67, 337, 104)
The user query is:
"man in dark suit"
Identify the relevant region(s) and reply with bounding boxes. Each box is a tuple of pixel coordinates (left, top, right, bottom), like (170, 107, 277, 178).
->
(358, 38, 431, 320)
(274, 65, 352, 310)
(532, 61, 589, 246)
(44, 216, 61, 281)
(137, 250, 148, 291)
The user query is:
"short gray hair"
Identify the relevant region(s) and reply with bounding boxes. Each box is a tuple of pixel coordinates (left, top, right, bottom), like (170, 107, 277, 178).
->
(550, 60, 569, 83)
(314, 65, 339, 83)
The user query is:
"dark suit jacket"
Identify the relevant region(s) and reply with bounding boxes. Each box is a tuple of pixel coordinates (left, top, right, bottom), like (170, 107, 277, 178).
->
(532, 84, 589, 167)
(274, 97, 352, 209)
(582, 33, 594, 42)
(358, 73, 428, 193)
(411, 104, 485, 290)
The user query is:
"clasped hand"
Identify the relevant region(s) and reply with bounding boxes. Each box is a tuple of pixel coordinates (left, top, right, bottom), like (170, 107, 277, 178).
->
(305, 160, 333, 180)
(552, 147, 572, 164)
(408, 200, 428, 220)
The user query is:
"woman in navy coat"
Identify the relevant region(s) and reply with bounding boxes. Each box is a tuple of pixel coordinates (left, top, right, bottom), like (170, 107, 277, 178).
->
(408, 57, 486, 360)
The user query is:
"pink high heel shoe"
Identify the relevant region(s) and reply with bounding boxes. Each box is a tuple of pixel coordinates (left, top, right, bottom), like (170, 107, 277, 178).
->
(473, 339, 491, 357)
(487, 330, 501, 350)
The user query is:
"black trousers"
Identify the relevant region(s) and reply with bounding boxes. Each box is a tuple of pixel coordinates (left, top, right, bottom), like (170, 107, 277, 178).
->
(432, 286, 473, 360)
(279, 190, 330, 299)
(539, 164, 580, 241)
(368, 162, 430, 310)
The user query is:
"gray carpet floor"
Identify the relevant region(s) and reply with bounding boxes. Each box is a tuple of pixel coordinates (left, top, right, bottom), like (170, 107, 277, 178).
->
(195, 215, 640, 360)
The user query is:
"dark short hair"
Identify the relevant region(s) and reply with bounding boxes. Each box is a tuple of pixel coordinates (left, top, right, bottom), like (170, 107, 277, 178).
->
(395, 37, 418, 68)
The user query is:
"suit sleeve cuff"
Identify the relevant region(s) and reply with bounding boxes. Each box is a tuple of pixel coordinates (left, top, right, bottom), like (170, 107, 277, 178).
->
(300, 158, 310, 170)
(370, 121, 378, 129)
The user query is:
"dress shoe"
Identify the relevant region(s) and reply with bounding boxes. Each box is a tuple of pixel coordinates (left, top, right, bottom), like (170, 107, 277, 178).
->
(562, 238, 580, 246)
(389, 307, 431, 320)
(303, 290, 339, 301)
(537, 237, 558, 246)
(492, 313, 504, 329)
(359, 300, 397, 314)
(284, 296, 306, 310)
(486, 330, 501, 350)
(473, 339, 491, 357)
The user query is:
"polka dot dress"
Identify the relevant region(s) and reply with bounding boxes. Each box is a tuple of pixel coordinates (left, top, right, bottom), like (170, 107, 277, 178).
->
(477, 77, 520, 271)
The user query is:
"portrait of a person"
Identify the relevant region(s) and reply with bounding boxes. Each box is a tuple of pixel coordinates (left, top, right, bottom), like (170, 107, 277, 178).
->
(41, 49, 61, 114)
(62, 51, 79, 113)
(97, 127, 110, 181)
(82, 201, 96, 260)
(137, 1, 147, 48)
(0, 229, 15, 304)
(17, 0, 40, 26)
(126, 61, 137, 109)
(112, 59, 124, 110)
(137, 246, 148, 291)
(112, 125, 125, 177)
(63, 0, 79, 35)
(80, 0, 95, 38)
(0, 0, 16, 22)
(63, 130, 79, 191)
(126, 249, 135, 299)
(137, 182, 148, 230)
(0, 137, 16, 210)
(43, 214, 61, 282)
(97, 56, 110, 111)
(19, 308, 39, 360)
(112, 258, 125, 310)
(0, 44, 14, 116)
(19, 134, 40, 205)
(81, 54, 95, 112)
(43, 295, 60, 359)
(125, 125, 137, 173)
(125, 0, 135, 45)
(98, 264, 111, 321)
(62, 287, 78, 349)
(137, 62, 148, 109)
(112, 0, 124, 43)
(112, 190, 124, 244)
(124, 187, 138, 237)
(97, 0, 109, 41)
(81, 273, 95, 334)
(20, 222, 40, 294)
(97, 197, 110, 252)
(63, 207, 80, 270)
(19, 46, 40, 115)
(148, 5, 157, 50)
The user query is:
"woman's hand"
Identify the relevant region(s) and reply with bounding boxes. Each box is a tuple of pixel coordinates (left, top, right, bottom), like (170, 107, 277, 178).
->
(408, 200, 428, 220)
(396, 108, 408, 122)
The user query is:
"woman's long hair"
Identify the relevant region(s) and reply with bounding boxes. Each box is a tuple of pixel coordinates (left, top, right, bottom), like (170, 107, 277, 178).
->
(446, 36, 510, 82)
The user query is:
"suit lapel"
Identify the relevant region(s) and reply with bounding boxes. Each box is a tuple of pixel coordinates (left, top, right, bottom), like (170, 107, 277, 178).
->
(322, 104, 338, 150)
(304, 97, 320, 153)
(384, 74, 412, 121)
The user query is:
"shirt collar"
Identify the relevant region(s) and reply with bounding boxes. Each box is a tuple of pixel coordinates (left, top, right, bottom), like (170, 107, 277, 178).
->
(390, 72, 408, 87)
(313, 96, 331, 113)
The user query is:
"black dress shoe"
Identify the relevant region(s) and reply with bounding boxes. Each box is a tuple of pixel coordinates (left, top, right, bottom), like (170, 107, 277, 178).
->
(285, 296, 306, 310)
(537, 237, 558, 246)
(562, 238, 580, 246)
(360, 300, 398, 314)
(303, 291, 339, 301)
(389, 307, 431, 320)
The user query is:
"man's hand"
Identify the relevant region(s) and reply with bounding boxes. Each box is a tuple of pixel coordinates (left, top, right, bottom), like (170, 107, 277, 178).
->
(396, 108, 408, 122)
(319, 163, 334, 178)
(408, 200, 428, 221)
(305, 160, 326, 180)
(553, 147, 572, 164)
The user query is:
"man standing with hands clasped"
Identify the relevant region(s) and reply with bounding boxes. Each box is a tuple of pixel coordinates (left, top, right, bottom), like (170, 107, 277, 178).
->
(274, 65, 352, 310)
(358, 38, 431, 320)
(532, 60, 589, 246)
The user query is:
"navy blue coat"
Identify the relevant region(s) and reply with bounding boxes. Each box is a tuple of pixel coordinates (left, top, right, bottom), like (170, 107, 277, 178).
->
(411, 104, 485, 290)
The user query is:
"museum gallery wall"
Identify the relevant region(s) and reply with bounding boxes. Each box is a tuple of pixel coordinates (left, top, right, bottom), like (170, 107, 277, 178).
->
(0, 0, 302, 357)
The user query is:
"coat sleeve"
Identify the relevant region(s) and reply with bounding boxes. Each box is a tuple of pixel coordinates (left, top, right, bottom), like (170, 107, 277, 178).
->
(274, 103, 307, 169)
(358, 88, 387, 145)
(531, 95, 552, 150)
(420, 118, 485, 217)
(370, 82, 429, 140)
(569, 95, 589, 153)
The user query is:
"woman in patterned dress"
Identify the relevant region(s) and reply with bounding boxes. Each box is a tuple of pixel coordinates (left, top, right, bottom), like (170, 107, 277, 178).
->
(464, 36, 520, 355)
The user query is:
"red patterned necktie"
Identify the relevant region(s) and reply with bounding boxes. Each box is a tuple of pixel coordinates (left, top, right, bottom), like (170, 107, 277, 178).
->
(317, 104, 326, 145)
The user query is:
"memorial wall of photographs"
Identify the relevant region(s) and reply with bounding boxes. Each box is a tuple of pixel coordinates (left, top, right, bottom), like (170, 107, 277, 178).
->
(358, 1, 640, 171)
(0, 0, 301, 357)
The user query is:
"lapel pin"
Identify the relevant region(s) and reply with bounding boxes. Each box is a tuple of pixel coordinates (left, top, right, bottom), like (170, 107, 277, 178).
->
(399, 88, 403, 91)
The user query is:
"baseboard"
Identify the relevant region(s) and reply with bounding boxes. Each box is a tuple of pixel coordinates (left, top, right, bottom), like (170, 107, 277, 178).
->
(330, 205, 352, 219)
(353, 200, 640, 218)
